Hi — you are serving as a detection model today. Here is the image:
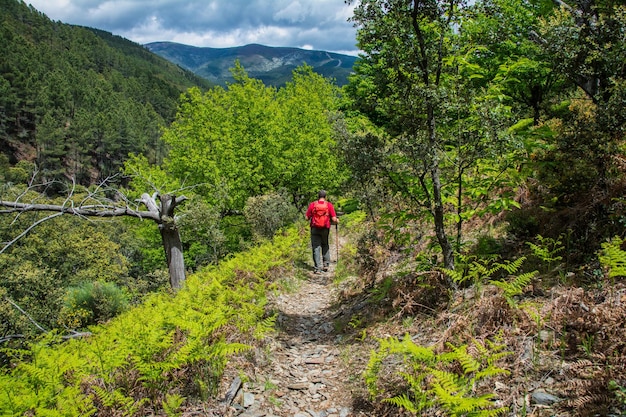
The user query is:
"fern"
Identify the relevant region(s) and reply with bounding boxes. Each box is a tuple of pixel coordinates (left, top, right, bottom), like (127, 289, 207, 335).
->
(526, 234, 564, 270)
(445, 255, 501, 285)
(0, 227, 306, 416)
(162, 393, 184, 417)
(365, 336, 511, 416)
(446, 255, 529, 288)
(91, 385, 148, 416)
(496, 257, 527, 274)
(448, 344, 481, 374)
(598, 236, 626, 278)
(384, 393, 421, 413)
(490, 270, 538, 307)
(430, 368, 465, 395)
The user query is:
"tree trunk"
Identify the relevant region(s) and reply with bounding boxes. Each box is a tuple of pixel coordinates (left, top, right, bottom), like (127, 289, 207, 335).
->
(159, 221, 185, 290)
(431, 162, 455, 272)
(141, 193, 187, 290)
(426, 101, 455, 272)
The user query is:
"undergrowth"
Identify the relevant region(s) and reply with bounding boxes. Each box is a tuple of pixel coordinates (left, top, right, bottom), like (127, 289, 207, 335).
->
(0, 227, 306, 417)
(360, 229, 626, 416)
(365, 334, 510, 416)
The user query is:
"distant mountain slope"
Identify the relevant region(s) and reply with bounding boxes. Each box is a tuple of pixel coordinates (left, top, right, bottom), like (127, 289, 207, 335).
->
(145, 42, 358, 87)
(0, 0, 211, 185)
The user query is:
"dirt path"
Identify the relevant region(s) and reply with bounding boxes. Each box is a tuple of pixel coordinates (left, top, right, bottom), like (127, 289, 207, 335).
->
(222, 238, 370, 417)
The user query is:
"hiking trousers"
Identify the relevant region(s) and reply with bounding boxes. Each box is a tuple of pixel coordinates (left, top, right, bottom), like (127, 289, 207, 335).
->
(310, 227, 330, 272)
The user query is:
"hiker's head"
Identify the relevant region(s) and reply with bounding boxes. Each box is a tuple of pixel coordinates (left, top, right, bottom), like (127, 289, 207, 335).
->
(318, 190, 327, 199)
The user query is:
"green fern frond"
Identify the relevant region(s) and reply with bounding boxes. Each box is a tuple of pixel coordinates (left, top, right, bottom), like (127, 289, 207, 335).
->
(430, 369, 464, 394)
(398, 370, 428, 393)
(487, 351, 513, 365)
(430, 382, 468, 408)
(365, 336, 512, 416)
(599, 236, 626, 278)
(490, 270, 538, 306)
(162, 393, 185, 417)
(364, 343, 390, 395)
(480, 406, 509, 417)
(445, 256, 499, 285)
(484, 337, 507, 352)
(384, 393, 420, 413)
(221, 342, 252, 356)
(495, 256, 526, 274)
(526, 234, 564, 266)
(254, 314, 277, 339)
(450, 344, 481, 374)
(91, 385, 119, 408)
(475, 367, 510, 381)
(432, 385, 500, 417)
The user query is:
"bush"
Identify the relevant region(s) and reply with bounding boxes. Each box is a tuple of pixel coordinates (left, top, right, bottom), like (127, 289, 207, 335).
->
(244, 191, 298, 240)
(177, 198, 227, 268)
(0, 227, 305, 416)
(60, 281, 129, 328)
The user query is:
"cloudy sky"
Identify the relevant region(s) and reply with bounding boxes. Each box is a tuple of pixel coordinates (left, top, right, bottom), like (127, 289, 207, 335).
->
(27, 0, 360, 56)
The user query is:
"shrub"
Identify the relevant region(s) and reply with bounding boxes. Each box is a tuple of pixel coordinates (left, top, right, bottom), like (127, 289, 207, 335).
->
(244, 191, 298, 240)
(60, 281, 129, 328)
(0, 227, 305, 416)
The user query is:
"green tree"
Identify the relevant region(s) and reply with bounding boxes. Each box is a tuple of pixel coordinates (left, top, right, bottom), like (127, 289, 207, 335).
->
(0, 215, 130, 337)
(163, 63, 278, 210)
(534, 0, 626, 180)
(460, 0, 563, 125)
(1, 0, 209, 187)
(163, 63, 344, 212)
(346, 0, 499, 271)
(275, 65, 346, 207)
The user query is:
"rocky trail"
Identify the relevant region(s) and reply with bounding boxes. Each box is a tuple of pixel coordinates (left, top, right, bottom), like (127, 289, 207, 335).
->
(218, 239, 371, 417)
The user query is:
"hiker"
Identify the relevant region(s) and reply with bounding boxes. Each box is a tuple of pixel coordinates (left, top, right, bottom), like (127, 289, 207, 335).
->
(305, 190, 338, 274)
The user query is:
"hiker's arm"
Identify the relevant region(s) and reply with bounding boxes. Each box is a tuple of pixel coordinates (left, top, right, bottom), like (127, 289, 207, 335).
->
(330, 204, 338, 224)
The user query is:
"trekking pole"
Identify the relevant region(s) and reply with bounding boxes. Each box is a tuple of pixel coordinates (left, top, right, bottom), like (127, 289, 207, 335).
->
(335, 223, 339, 264)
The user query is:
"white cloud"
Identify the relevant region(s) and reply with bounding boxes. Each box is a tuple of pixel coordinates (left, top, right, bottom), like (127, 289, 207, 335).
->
(26, 0, 359, 55)
(274, 2, 309, 24)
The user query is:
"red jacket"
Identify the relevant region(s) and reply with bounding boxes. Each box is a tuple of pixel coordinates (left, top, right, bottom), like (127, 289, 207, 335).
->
(305, 199, 337, 229)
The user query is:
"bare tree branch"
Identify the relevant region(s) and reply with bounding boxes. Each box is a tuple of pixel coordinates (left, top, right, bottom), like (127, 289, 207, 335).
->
(0, 200, 161, 221)
(1, 176, 189, 290)
(0, 212, 64, 255)
(0, 334, 25, 344)
(5, 297, 48, 333)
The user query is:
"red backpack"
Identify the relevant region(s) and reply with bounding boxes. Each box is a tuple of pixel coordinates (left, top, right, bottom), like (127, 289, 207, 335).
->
(311, 200, 329, 228)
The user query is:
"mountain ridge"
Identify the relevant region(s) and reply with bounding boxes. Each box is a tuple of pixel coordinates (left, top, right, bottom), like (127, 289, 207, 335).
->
(145, 41, 359, 87)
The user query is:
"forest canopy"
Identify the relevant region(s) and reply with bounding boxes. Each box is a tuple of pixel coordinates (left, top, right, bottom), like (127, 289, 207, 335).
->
(0, 0, 211, 186)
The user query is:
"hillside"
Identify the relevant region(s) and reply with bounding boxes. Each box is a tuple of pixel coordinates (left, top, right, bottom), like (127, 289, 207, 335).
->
(145, 42, 358, 87)
(0, 0, 211, 185)
(218, 222, 626, 417)
(2, 217, 625, 416)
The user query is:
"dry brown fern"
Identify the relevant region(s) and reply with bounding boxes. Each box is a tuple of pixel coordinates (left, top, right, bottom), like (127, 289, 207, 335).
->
(474, 285, 517, 333)
(557, 355, 625, 415)
(389, 271, 448, 319)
